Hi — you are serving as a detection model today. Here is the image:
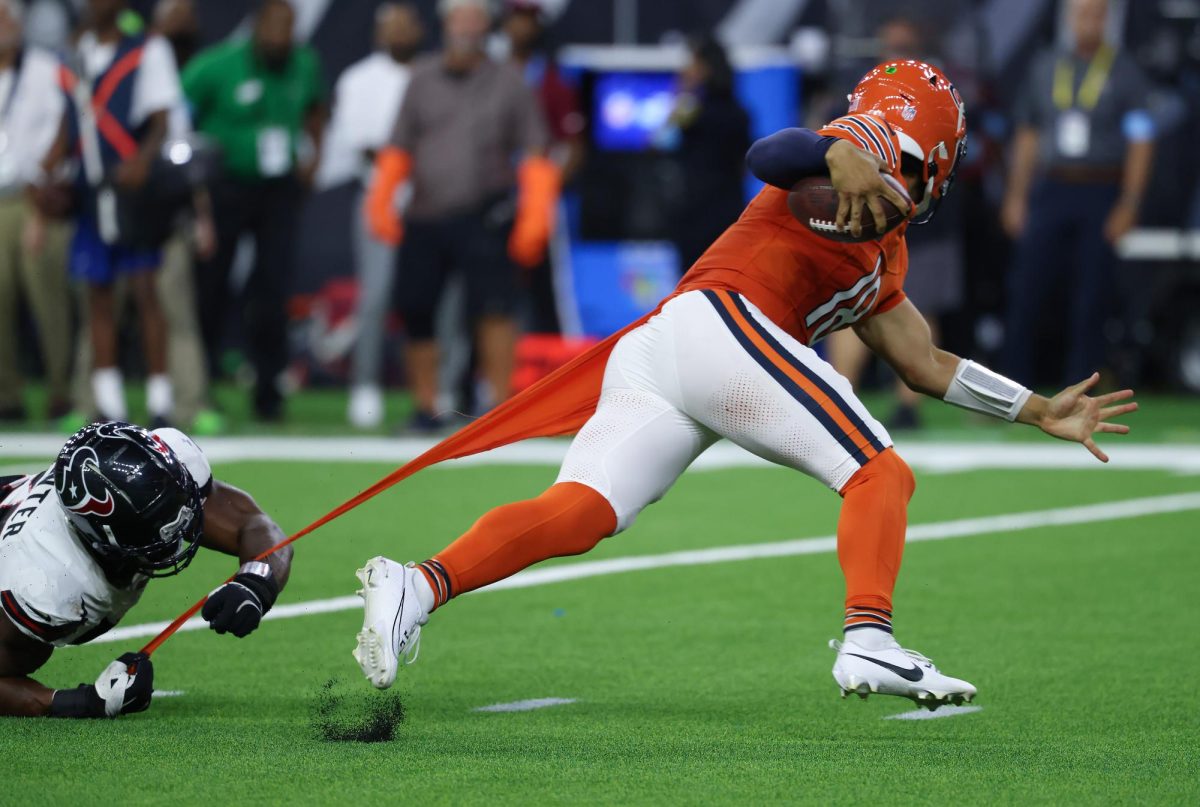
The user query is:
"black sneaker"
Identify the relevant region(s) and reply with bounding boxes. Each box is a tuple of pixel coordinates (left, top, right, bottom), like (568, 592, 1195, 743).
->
(254, 393, 285, 423)
(405, 410, 444, 435)
(887, 404, 921, 431)
(0, 404, 26, 422)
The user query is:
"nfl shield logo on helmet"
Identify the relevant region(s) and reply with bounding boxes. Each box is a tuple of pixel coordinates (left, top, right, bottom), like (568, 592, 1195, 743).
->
(902, 105, 917, 121)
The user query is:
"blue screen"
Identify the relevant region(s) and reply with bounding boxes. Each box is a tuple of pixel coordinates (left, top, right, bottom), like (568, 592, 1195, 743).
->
(592, 72, 678, 152)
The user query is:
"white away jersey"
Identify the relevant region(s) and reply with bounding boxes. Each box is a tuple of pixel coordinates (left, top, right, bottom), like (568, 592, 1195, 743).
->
(0, 470, 145, 646)
(0, 428, 211, 647)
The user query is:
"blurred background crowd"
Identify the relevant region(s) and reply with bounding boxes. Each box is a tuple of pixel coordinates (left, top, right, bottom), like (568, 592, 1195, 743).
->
(0, 0, 1197, 435)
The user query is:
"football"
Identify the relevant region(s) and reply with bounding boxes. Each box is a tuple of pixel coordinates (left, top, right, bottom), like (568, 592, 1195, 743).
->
(787, 174, 913, 243)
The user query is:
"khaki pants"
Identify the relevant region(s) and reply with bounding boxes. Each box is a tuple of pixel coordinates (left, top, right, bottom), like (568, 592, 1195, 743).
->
(0, 195, 71, 410)
(71, 230, 210, 424)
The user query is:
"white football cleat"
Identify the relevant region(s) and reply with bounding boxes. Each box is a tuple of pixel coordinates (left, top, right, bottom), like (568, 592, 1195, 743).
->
(353, 556, 428, 689)
(830, 635, 977, 710)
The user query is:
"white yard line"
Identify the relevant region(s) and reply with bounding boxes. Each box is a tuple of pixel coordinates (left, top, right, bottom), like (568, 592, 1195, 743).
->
(0, 433, 1197, 472)
(473, 698, 577, 713)
(92, 492, 1200, 646)
(885, 705, 982, 720)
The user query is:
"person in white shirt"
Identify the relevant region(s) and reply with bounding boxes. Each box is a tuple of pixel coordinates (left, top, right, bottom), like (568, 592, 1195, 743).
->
(325, 3, 424, 429)
(0, 0, 72, 422)
(38, 0, 183, 427)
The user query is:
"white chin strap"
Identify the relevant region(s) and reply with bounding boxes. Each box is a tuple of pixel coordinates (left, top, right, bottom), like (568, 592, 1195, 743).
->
(895, 130, 936, 217)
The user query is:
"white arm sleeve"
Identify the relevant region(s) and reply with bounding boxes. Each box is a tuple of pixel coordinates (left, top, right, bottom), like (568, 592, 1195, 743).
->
(943, 359, 1033, 422)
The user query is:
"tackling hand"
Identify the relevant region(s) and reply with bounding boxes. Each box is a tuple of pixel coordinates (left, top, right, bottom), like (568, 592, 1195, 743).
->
(202, 566, 279, 638)
(1036, 373, 1137, 463)
(825, 139, 912, 238)
(49, 652, 154, 719)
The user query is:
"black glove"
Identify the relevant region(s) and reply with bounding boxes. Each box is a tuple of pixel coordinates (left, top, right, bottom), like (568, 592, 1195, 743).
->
(49, 652, 154, 719)
(201, 563, 279, 638)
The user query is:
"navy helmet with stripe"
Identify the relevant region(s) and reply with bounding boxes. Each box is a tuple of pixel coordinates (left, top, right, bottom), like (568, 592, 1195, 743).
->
(54, 422, 205, 578)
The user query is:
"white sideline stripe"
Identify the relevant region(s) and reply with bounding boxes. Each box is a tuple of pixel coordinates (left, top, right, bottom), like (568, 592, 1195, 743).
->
(473, 697, 577, 713)
(0, 433, 1197, 473)
(885, 705, 982, 721)
(92, 492, 1200, 647)
(152, 690, 186, 698)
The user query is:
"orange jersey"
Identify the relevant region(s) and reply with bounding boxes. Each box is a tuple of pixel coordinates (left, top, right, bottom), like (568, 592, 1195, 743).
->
(675, 113, 911, 345)
(675, 185, 909, 345)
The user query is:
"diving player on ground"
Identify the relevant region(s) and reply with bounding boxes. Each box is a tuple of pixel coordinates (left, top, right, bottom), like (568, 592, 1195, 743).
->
(354, 61, 1137, 707)
(0, 422, 292, 718)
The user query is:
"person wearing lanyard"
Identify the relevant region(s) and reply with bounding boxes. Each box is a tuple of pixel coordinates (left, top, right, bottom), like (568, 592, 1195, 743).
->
(182, 0, 326, 422)
(1001, 0, 1155, 387)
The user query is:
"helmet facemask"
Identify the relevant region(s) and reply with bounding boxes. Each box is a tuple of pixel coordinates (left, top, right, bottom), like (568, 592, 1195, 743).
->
(896, 130, 968, 226)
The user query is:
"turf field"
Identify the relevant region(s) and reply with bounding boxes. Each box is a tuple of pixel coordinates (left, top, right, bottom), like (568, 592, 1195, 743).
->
(1, 413, 1198, 803)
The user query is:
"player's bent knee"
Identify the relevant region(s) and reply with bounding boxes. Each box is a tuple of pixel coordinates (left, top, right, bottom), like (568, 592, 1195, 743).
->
(842, 448, 915, 501)
(892, 450, 916, 501)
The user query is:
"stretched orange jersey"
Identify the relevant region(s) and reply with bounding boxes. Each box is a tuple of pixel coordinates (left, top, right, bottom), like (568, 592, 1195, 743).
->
(676, 112, 910, 345)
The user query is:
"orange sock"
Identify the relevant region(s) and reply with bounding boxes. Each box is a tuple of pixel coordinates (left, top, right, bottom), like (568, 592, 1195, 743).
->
(836, 448, 915, 635)
(418, 482, 616, 608)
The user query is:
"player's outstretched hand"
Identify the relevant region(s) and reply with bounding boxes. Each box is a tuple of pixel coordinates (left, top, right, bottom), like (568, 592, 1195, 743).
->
(49, 652, 154, 719)
(1037, 372, 1137, 463)
(825, 139, 912, 238)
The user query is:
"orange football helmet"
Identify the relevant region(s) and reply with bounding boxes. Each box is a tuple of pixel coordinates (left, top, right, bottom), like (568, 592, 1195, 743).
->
(847, 60, 967, 224)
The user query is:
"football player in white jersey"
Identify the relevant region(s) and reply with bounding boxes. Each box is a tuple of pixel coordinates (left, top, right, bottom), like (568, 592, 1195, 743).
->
(0, 422, 292, 718)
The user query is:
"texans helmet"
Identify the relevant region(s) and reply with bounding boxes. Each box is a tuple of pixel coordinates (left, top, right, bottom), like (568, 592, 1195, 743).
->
(847, 60, 967, 224)
(54, 422, 206, 577)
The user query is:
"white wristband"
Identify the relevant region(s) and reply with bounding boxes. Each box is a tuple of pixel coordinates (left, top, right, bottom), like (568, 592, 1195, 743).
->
(943, 359, 1032, 422)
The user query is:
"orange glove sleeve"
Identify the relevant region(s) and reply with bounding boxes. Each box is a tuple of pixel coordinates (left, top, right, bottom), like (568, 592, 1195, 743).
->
(508, 156, 561, 268)
(364, 147, 412, 246)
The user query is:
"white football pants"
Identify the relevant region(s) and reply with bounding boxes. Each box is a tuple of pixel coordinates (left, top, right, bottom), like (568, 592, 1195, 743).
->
(557, 289, 893, 532)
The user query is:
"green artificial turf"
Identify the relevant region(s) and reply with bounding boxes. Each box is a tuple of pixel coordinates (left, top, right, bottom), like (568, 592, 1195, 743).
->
(4, 380, 1198, 442)
(2, 456, 1197, 805)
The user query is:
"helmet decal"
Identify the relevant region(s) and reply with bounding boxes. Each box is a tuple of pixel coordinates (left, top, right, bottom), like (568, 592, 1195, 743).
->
(149, 433, 173, 458)
(845, 59, 968, 224)
(57, 446, 117, 518)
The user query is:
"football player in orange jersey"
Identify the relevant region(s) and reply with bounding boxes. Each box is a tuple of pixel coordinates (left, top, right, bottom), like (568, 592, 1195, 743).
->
(353, 61, 1138, 708)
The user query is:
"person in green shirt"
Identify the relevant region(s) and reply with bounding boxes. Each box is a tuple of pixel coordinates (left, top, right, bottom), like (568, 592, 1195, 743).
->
(182, 0, 326, 421)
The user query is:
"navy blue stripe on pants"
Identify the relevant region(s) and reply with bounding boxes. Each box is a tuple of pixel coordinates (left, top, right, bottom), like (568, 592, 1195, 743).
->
(701, 290, 877, 466)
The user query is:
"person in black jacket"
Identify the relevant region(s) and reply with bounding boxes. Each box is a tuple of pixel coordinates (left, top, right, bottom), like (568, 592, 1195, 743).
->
(668, 35, 751, 272)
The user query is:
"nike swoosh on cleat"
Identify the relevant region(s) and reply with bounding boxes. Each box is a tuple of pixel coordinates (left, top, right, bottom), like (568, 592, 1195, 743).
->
(846, 653, 924, 682)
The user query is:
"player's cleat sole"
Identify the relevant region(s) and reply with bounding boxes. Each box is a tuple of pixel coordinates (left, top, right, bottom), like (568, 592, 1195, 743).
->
(830, 638, 976, 710)
(352, 556, 428, 690)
